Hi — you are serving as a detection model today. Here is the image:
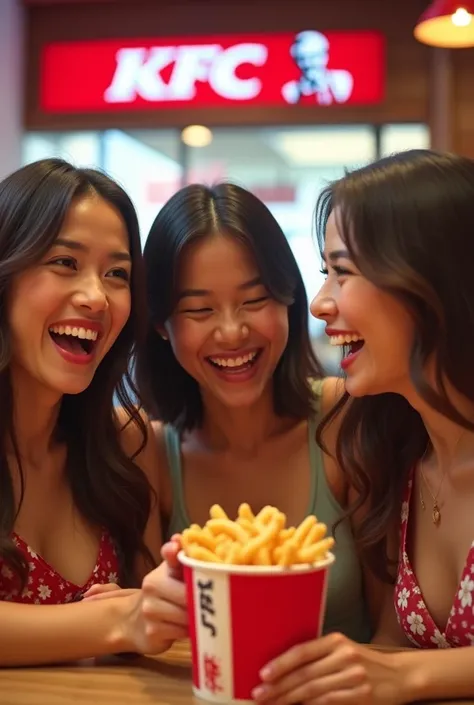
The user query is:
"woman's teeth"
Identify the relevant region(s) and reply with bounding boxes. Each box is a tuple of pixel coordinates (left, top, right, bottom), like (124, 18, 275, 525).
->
(48, 325, 98, 341)
(329, 334, 364, 346)
(209, 351, 258, 368)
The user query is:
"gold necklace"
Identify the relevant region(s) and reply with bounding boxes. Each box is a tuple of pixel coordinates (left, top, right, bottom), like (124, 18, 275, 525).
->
(418, 431, 465, 526)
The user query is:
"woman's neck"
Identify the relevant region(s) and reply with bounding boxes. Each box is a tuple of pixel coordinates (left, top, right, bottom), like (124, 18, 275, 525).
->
(8, 366, 62, 466)
(198, 388, 290, 457)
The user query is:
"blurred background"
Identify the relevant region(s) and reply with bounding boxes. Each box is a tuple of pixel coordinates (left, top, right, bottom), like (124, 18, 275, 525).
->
(3, 0, 473, 372)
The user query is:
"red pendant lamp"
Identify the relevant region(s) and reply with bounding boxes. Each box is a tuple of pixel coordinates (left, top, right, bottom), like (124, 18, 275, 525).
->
(414, 0, 474, 47)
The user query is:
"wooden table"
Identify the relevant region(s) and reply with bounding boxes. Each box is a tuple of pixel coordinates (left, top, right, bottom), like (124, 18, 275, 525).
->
(0, 641, 473, 705)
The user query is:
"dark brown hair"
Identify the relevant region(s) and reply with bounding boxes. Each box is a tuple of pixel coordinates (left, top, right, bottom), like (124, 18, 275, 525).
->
(315, 149, 474, 580)
(135, 182, 322, 431)
(0, 158, 154, 590)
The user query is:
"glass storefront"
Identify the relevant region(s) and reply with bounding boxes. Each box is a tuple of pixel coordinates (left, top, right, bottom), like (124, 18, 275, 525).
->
(23, 123, 429, 372)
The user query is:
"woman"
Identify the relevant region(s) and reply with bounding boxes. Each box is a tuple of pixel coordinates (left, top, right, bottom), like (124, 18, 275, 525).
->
(253, 150, 474, 704)
(0, 158, 185, 666)
(134, 182, 373, 642)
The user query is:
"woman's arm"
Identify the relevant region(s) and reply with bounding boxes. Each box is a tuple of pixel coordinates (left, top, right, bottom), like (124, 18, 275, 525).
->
(0, 564, 189, 667)
(0, 593, 132, 666)
(394, 647, 474, 701)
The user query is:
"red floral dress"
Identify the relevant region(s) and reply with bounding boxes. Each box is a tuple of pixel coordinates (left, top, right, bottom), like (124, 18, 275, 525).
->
(0, 532, 120, 604)
(394, 468, 474, 648)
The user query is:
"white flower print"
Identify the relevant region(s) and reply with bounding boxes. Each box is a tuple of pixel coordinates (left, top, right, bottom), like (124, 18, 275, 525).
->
(400, 502, 409, 522)
(462, 620, 468, 629)
(37, 584, 52, 600)
(407, 612, 426, 636)
(417, 600, 425, 610)
(413, 586, 421, 595)
(108, 572, 118, 583)
(458, 576, 474, 608)
(430, 630, 449, 649)
(27, 547, 38, 559)
(397, 588, 410, 610)
(466, 633, 474, 645)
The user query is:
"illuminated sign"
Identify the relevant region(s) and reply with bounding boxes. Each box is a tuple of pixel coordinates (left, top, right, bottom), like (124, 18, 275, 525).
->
(40, 30, 385, 113)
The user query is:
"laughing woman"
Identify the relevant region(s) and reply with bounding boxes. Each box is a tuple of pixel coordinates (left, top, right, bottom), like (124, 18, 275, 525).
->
(253, 150, 474, 704)
(132, 182, 375, 643)
(0, 159, 184, 665)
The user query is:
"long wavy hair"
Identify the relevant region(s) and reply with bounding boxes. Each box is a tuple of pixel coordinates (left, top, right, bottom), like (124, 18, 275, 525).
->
(136, 182, 322, 431)
(315, 149, 474, 581)
(0, 158, 154, 589)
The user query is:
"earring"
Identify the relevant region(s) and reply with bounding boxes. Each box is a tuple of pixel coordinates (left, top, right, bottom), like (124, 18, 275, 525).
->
(161, 333, 168, 341)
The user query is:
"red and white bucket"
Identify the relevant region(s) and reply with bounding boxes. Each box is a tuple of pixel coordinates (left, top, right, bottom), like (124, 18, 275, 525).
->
(179, 551, 334, 704)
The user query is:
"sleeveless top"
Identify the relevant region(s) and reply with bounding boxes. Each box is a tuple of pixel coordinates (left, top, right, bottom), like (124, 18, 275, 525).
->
(0, 531, 120, 604)
(163, 381, 371, 643)
(395, 467, 474, 648)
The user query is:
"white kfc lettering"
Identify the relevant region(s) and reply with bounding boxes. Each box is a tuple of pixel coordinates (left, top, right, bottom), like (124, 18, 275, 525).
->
(104, 42, 268, 103)
(209, 43, 267, 99)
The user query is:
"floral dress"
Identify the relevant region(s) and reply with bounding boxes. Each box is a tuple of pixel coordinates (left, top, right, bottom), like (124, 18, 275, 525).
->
(394, 468, 474, 648)
(0, 532, 119, 604)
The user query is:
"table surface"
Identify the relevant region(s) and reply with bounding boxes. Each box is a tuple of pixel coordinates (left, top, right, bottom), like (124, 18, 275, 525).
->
(0, 640, 472, 705)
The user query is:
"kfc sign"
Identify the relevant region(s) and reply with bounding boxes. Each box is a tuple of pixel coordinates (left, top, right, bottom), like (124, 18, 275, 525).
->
(40, 31, 385, 113)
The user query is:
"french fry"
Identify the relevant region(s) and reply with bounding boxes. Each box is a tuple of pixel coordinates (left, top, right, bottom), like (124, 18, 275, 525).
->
(206, 518, 248, 543)
(298, 537, 335, 563)
(187, 544, 223, 563)
(303, 522, 327, 548)
(182, 527, 217, 552)
(278, 539, 298, 567)
(238, 503, 255, 521)
(210, 504, 229, 520)
(254, 546, 272, 566)
(293, 515, 317, 545)
(255, 506, 277, 525)
(237, 517, 260, 536)
(181, 503, 334, 568)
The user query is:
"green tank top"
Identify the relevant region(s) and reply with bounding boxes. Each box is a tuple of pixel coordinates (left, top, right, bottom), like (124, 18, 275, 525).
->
(163, 382, 371, 644)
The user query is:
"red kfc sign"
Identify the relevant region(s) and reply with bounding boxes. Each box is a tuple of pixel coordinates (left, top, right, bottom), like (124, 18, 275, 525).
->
(40, 30, 385, 113)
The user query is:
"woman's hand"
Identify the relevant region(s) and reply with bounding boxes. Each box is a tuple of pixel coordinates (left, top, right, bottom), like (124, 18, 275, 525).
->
(82, 583, 123, 600)
(252, 633, 407, 705)
(120, 535, 188, 654)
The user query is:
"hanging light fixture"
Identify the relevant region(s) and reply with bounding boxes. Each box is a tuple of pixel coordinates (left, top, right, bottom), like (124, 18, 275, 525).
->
(414, 0, 474, 47)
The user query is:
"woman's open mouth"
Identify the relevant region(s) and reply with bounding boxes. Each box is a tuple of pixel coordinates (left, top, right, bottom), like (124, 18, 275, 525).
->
(48, 325, 99, 364)
(205, 348, 263, 382)
(328, 333, 365, 371)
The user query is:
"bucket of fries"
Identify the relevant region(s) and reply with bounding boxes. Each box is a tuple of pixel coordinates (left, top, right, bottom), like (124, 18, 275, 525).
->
(178, 503, 335, 704)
